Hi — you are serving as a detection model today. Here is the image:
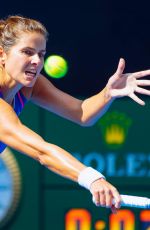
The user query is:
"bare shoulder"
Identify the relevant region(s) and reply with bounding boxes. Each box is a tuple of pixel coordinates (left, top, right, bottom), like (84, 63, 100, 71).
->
(0, 97, 19, 126)
(0, 97, 17, 113)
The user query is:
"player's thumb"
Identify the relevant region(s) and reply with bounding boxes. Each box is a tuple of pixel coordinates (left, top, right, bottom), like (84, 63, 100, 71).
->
(116, 58, 125, 76)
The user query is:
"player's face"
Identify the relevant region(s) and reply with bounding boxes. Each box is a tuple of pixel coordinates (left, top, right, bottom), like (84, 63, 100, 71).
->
(3, 32, 46, 87)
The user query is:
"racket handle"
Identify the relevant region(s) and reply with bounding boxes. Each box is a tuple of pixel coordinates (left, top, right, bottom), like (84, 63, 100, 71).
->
(93, 194, 150, 208)
(118, 195, 150, 209)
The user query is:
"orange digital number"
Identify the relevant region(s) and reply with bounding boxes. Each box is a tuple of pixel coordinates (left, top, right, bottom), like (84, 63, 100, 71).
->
(109, 210, 135, 230)
(140, 210, 150, 229)
(65, 209, 91, 230)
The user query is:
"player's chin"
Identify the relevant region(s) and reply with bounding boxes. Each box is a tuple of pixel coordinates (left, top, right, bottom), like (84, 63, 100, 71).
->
(23, 75, 37, 87)
(24, 78, 37, 87)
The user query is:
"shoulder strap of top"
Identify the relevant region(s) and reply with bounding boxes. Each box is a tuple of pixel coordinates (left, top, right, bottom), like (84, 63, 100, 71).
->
(17, 90, 27, 109)
(0, 91, 3, 98)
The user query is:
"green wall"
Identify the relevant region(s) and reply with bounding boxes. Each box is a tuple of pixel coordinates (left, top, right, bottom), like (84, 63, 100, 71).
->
(1, 97, 150, 230)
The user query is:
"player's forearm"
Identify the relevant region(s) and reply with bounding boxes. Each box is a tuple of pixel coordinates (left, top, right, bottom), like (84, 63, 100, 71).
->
(2, 122, 85, 181)
(38, 143, 86, 181)
(2, 120, 109, 200)
(81, 88, 115, 126)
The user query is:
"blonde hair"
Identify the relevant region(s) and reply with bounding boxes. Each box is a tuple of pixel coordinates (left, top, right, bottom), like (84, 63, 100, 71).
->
(0, 15, 48, 53)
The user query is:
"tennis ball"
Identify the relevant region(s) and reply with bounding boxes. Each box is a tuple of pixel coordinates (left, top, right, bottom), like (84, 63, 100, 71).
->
(44, 55, 68, 78)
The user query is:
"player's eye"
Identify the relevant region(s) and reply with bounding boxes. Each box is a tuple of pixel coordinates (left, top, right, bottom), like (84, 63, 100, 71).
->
(22, 50, 34, 56)
(39, 52, 45, 58)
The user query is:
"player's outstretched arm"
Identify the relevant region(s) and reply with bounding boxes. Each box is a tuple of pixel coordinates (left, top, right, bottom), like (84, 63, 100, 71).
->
(80, 58, 150, 125)
(0, 99, 121, 213)
(31, 59, 150, 127)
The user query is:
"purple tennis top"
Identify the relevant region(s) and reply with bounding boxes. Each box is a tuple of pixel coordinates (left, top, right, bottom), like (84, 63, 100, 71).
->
(0, 90, 27, 153)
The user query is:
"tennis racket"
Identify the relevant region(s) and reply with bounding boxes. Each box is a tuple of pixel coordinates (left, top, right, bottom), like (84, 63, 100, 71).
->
(93, 194, 150, 208)
(118, 195, 150, 208)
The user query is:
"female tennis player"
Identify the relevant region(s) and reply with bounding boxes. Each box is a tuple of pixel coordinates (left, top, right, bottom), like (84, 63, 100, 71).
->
(0, 15, 150, 213)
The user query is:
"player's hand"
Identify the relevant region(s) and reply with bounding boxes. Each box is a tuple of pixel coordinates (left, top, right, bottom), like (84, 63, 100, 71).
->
(90, 178, 121, 213)
(105, 58, 150, 105)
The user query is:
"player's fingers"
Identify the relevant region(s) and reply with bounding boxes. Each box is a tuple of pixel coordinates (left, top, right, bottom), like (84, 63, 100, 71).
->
(105, 190, 113, 207)
(111, 205, 118, 214)
(92, 191, 100, 206)
(136, 80, 150, 86)
(115, 58, 125, 76)
(112, 188, 121, 209)
(129, 93, 145, 106)
(99, 189, 106, 207)
(132, 69, 150, 79)
(135, 86, 150, 96)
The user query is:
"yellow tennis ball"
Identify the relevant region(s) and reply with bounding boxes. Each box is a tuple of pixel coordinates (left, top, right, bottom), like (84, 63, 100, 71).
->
(44, 55, 68, 78)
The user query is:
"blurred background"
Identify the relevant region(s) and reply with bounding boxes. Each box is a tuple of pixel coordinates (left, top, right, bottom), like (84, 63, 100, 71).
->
(0, 0, 150, 229)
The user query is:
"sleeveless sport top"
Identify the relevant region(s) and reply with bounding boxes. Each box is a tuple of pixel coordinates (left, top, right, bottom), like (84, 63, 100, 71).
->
(0, 91, 27, 153)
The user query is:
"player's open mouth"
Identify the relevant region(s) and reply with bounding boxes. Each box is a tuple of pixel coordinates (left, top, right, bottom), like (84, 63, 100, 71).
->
(25, 69, 37, 81)
(25, 70, 37, 77)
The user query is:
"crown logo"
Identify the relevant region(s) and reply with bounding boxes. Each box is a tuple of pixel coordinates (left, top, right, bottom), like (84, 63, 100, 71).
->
(97, 111, 132, 149)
